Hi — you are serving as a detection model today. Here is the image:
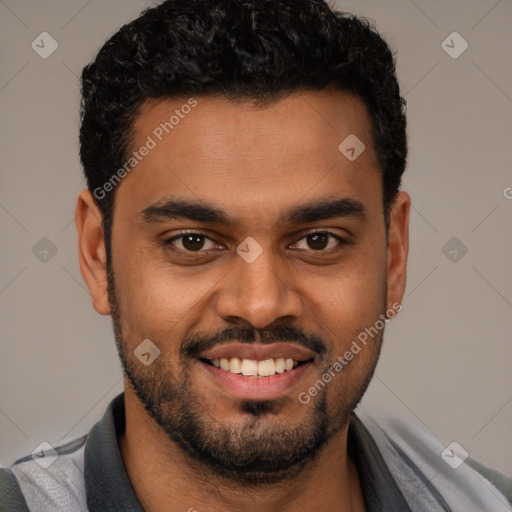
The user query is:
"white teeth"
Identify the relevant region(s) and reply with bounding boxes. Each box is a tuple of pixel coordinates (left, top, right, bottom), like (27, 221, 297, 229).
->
(275, 358, 286, 373)
(229, 357, 242, 374)
(241, 359, 258, 376)
(258, 359, 276, 377)
(209, 357, 303, 377)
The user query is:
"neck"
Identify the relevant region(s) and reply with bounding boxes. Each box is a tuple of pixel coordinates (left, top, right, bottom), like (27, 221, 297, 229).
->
(119, 385, 366, 512)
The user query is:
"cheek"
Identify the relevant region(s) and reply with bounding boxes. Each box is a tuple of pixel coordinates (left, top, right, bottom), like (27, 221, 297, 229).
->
(307, 246, 387, 329)
(111, 244, 220, 339)
(302, 240, 387, 389)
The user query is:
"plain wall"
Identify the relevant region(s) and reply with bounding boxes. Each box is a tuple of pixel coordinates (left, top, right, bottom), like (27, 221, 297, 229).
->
(0, 0, 511, 475)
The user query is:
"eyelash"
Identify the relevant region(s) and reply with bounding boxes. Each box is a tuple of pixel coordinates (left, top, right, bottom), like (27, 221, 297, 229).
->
(163, 230, 350, 257)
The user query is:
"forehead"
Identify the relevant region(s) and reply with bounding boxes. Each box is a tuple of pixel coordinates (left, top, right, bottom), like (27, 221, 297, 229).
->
(115, 88, 382, 227)
(132, 87, 376, 160)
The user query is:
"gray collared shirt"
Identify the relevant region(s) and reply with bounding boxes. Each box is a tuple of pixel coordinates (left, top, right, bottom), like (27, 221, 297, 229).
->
(1, 393, 511, 511)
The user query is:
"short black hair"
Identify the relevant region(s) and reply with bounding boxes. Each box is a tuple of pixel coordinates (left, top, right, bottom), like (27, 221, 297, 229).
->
(79, 0, 407, 260)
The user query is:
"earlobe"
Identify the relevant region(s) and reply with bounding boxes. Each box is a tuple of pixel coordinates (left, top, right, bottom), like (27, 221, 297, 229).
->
(386, 191, 410, 312)
(75, 189, 112, 315)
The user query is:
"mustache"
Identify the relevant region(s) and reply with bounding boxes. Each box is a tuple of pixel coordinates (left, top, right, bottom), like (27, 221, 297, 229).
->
(181, 324, 327, 359)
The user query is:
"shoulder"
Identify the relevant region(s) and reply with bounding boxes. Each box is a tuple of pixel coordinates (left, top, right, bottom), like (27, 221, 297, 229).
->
(0, 467, 29, 512)
(465, 457, 512, 505)
(355, 408, 512, 510)
(0, 435, 89, 512)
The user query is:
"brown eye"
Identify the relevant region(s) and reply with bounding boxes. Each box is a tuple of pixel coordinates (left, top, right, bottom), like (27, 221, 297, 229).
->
(293, 231, 346, 252)
(165, 232, 219, 253)
(181, 234, 206, 251)
(306, 232, 330, 250)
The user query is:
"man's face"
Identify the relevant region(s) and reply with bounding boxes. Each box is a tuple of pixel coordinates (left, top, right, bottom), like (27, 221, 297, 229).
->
(96, 89, 406, 483)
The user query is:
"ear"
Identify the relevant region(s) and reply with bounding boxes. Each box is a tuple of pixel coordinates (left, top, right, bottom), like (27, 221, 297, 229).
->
(386, 191, 410, 312)
(75, 189, 111, 315)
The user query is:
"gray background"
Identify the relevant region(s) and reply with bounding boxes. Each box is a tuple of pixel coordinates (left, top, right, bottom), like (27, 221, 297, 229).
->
(1, 0, 511, 476)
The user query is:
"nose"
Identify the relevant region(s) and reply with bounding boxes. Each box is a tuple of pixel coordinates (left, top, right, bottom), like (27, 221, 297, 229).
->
(214, 242, 304, 329)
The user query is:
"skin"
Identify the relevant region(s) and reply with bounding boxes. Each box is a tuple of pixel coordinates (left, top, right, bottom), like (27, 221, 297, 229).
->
(75, 88, 410, 512)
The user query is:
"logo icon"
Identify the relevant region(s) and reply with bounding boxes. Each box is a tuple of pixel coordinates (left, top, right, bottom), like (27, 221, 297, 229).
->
(32, 237, 58, 263)
(31, 441, 58, 469)
(134, 339, 161, 366)
(442, 237, 468, 263)
(441, 441, 468, 469)
(338, 134, 366, 161)
(441, 32, 468, 59)
(236, 237, 263, 263)
(31, 32, 59, 59)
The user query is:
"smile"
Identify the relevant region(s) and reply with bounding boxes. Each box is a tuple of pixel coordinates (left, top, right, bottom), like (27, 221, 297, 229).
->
(201, 357, 312, 377)
(197, 342, 317, 400)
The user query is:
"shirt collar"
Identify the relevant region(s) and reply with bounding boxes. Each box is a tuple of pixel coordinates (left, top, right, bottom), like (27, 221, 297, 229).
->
(84, 393, 144, 512)
(84, 392, 410, 511)
(347, 410, 412, 511)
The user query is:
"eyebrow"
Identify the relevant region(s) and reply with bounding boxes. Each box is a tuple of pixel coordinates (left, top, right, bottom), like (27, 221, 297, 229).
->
(139, 195, 366, 226)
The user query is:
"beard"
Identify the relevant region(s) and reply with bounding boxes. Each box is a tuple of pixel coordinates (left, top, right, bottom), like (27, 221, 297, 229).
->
(106, 262, 385, 485)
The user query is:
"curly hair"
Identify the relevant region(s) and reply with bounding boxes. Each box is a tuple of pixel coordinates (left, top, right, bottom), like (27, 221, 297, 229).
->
(79, 0, 407, 258)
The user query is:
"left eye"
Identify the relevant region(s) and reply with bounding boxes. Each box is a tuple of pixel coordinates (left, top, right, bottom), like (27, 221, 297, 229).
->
(292, 232, 343, 251)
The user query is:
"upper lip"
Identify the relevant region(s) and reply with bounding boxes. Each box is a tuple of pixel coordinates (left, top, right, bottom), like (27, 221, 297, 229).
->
(201, 342, 316, 362)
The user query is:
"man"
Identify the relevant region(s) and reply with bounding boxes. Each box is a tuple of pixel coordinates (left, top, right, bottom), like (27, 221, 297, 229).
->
(1, 0, 511, 510)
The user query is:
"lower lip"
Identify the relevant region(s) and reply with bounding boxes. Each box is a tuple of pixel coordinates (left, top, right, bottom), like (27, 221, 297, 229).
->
(199, 360, 313, 400)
